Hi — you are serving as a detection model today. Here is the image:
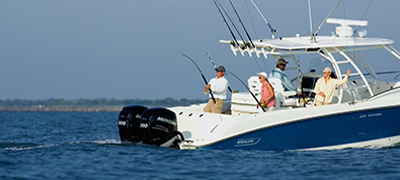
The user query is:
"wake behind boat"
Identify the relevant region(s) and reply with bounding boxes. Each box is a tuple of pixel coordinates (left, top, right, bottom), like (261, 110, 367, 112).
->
(118, 1, 400, 151)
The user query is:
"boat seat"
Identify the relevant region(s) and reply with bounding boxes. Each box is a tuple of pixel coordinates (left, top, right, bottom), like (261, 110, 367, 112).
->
(268, 78, 298, 106)
(230, 92, 262, 115)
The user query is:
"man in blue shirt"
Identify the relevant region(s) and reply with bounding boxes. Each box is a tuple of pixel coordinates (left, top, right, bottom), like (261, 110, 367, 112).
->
(268, 59, 298, 93)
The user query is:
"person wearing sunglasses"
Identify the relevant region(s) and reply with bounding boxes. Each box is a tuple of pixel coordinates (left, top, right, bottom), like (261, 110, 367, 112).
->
(313, 67, 351, 106)
(256, 72, 276, 110)
(268, 59, 299, 93)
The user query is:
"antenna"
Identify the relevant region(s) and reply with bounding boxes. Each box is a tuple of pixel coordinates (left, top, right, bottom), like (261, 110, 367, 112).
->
(326, 18, 368, 38)
(308, 0, 313, 38)
(249, 0, 276, 39)
(311, 0, 342, 42)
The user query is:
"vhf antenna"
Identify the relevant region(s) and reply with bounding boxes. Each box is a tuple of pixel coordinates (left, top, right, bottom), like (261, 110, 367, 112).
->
(310, 0, 342, 42)
(249, 0, 276, 39)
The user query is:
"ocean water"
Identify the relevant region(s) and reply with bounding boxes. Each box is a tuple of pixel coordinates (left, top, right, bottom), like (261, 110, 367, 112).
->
(1, 111, 400, 180)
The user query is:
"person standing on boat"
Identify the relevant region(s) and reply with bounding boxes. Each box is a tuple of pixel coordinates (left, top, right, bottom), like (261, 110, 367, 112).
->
(256, 72, 276, 110)
(203, 66, 229, 113)
(313, 67, 351, 106)
(268, 59, 299, 93)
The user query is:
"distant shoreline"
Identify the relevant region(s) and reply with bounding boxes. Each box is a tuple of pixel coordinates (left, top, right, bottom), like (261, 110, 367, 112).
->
(0, 98, 206, 112)
(0, 106, 123, 112)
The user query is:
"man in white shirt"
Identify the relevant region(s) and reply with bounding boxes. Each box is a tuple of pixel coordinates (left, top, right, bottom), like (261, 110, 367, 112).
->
(313, 67, 351, 106)
(203, 66, 229, 113)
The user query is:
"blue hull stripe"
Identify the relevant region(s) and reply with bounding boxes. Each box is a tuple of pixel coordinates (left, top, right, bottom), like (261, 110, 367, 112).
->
(202, 106, 400, 151)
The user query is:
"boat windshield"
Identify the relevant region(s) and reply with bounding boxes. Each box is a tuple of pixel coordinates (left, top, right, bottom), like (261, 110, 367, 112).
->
(306, 57, 334, 76)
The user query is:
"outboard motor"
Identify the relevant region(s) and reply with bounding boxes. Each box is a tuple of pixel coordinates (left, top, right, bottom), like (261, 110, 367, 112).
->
(140, 108, 184, 149)
(118, 105, 148, 143)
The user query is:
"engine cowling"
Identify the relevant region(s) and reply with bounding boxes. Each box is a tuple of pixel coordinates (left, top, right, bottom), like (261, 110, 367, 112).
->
(118, 105, 148, 143)
(140, 107, 183, 148)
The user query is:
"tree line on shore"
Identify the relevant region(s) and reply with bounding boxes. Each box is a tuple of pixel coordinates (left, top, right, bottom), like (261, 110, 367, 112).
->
(0, 98, 207, 108)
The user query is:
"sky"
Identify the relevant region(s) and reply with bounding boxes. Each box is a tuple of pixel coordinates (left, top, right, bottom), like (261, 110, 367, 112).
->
(0, 0, 399, 100)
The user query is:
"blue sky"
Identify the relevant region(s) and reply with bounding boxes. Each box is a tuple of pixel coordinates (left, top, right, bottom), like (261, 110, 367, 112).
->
(0, 0, 399, 100)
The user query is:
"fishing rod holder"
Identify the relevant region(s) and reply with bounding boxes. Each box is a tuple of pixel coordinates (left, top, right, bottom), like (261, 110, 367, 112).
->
(222, 40, 270, 59)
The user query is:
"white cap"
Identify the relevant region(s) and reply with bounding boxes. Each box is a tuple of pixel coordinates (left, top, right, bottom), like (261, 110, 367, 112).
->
(322, 67, 332, 73)
(257, 72, 268, 78)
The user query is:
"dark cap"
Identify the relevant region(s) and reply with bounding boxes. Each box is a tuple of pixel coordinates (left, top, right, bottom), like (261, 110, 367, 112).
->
(276, 59, 289, 65)
(215, 66, 226, 72)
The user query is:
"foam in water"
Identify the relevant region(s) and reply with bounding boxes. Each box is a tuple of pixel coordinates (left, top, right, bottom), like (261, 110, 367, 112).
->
(2, 144, 58, 151)
(68, 139, 121, 145)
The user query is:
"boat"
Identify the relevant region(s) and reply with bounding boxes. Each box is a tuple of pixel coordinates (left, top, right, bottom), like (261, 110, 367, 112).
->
(117, 2, 400, 151)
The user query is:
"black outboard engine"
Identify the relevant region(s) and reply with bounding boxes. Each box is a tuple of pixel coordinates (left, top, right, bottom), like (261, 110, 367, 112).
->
(118, 105, 148, 143)
(140, 108, 184, 149)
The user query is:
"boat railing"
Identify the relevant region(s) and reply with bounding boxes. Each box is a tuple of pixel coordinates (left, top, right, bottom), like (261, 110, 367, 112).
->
(383, 45, 400, 60)
(324, 47, 374, 103)
(222, 34, 400, 104)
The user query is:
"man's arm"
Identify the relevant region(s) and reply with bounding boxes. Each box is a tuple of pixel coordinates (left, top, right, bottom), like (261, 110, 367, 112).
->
(336, 69, 351, 86)
(282, 75, 297, 92)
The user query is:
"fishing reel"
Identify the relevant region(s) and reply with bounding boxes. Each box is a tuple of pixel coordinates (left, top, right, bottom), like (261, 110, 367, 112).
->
(230, 40, 236, 46)
(239, 41, 252, 50)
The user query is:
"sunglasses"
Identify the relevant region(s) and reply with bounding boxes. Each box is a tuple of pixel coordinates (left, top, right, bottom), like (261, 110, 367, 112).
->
(279, 64, 286, 66)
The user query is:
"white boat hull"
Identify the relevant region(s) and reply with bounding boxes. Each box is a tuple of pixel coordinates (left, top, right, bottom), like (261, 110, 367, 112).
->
(174, 88, 400, 151)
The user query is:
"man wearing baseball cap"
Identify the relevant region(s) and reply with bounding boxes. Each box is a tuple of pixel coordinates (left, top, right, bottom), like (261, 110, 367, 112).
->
(313, 67, 351, 106)
(268, 58, 299, 93)
(203, 65, 229, 113)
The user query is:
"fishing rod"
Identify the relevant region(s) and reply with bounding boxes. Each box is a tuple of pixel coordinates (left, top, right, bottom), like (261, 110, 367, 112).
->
(249, 0, 276, 39)
(227, 70, 266, 112)
(229, 0, 255, 48)
(181, 53, 216, 104)
(213, 0, 239, 47)
(297, 61, 308, 107)
(299, 84, 308, 107)
(214, 0, 248, 49)
(203, 48, 233, 93)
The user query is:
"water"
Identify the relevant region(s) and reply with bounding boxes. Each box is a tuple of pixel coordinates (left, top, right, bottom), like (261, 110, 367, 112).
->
(1, 111, 400, 180)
